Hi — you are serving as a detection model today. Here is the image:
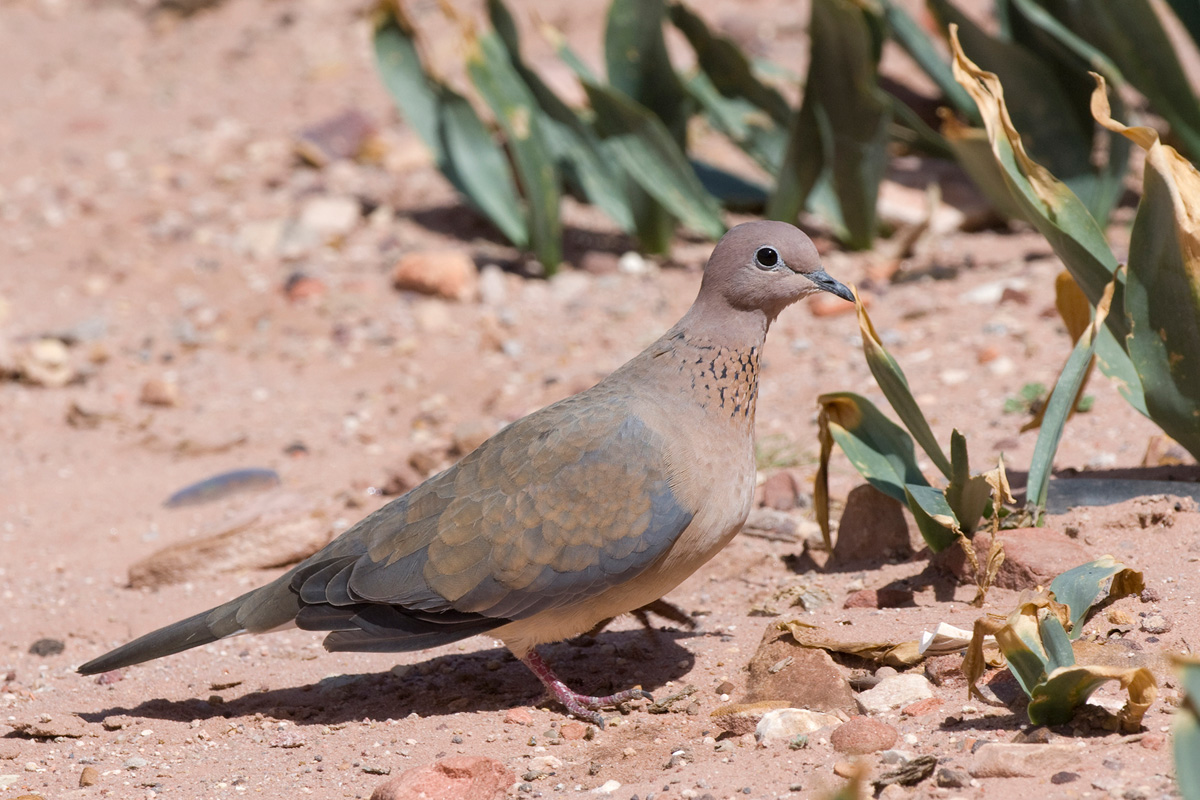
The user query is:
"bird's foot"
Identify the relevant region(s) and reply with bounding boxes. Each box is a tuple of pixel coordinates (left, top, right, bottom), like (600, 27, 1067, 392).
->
(520, 649, 654, 729)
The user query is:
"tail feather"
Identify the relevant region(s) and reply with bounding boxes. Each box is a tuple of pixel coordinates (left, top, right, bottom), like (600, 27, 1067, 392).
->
(78, 577, 301, 675)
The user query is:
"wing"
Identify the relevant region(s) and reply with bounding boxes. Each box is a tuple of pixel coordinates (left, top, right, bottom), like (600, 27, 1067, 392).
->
(291, 397, 694, 652)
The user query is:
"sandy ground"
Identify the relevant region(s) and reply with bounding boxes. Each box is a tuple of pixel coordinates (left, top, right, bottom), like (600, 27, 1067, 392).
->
(1, 1, 1197, 799)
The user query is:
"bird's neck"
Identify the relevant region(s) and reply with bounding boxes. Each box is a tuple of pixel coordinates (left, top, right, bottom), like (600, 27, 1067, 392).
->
(656, 300, 771, 423)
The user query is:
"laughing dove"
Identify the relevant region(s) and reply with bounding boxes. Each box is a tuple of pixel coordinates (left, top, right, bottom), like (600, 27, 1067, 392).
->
(79, 221, 853, 725)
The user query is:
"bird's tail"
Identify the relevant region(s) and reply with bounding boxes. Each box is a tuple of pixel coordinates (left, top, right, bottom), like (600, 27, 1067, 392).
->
(77, 576, 300, 675)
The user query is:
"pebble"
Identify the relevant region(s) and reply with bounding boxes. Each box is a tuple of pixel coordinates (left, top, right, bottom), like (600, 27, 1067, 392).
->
(855, 674, 934, 715)
(1140, 614, 1172, 634)
(140, 378, 180, 407)
(392, 250, 478, 302)
(123, 757, 148, 770)
(591, 780, 621, 794)
(27, 639, 64, 657)
(755, 708, 841, 745)
(298, 195, 361, 239)
(79, 766, 99, 787)
(936, 767, 970, 788)
(501, 710, 530, 729)
(830, 716, 898, 755)
(969, 743, 1079, 778)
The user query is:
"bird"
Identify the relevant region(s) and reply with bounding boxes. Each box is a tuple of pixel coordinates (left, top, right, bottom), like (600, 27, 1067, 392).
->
(78, 221, 853, 726)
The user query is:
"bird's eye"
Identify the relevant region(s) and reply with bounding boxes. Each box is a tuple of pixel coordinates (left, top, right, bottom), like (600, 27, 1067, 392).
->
(754, 246, 780, 269)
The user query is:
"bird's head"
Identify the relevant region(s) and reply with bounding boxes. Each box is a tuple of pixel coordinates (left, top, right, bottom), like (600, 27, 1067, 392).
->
(699, 221, 853, 320)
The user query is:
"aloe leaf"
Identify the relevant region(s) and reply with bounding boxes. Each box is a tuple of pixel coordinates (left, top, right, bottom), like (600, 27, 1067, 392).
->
(487, 0, 635, 233)
(685, 70, 789, 173)
(690, 160, 769, 212)
(584, 82, 726, 240)
(668, 3, 791, 124)
(1092, 86, 1200, 461)
(468, 31, 562, 271)
(1026, 274, 1115, 515)
(1165, 0, 1200, 48)
(1059, 0, 1200, 161)
(1038, 614, 1075, 673)
(768, 0, 891, 249)
(904, 483, 960, 553)
(817, 392, 932, 505)
(855, 294, 952, 478)
(1029, 664, 1156, 729)
(944, 430, 992, 534)
(669, 2, 790, 170)
(949, 29, 1127, 340)
(373, 4, 527, 246)
(939, 114, 1027, 220)
(605, 0, 690, 142)
(1049, 556, 1145, 639)
(877, 0, 978, 121)
(1174, 658, 1200, 800)
(932, 0, 1119, 222)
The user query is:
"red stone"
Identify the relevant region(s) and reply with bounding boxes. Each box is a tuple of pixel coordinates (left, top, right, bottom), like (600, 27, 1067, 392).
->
(369, 756, 513, 800)
(901, 697, 944, 717)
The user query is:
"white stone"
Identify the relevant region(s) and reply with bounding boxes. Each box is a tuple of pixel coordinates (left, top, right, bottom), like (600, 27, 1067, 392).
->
(755, 708, 841, 744)
(298, 195, 360, 239)
(855, 674, 934, 715)
(592, 779, 622, 794)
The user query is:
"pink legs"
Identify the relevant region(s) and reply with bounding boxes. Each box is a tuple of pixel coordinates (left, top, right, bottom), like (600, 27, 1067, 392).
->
(519, 649, 653, 728)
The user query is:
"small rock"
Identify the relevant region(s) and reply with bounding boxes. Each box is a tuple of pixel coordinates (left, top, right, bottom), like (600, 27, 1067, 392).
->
(95, 669, 124, 685)
(617, 251, 652, 276)
(295, 109, 377, 167)
(559, 722, 588, 741)
(832, 761, 859, 778)
(900, 697, 943, 717)
(934, 528, 1090, 590)
(830, 717, 897, 755)
(0, 740, 21, 760)
(139, 378, 180, 407)
(710, 701, 791, 736)
(392, 250, 478, 302)
(283, 273, 327, 304)
(101, 715, 133, 731)
(1140, 733, 1166, 751)
(760, 470, 803, 510)
(369, 756, 513, 800)
(742, 508, 799, 541)
(878, 749, 911, 765)
(124, 757, 148, 770)
(79, 766, 99, 787)
(28, 639, 64, 657)
(924, 655, 963, 686)
(504, 708, 533, 726)
(298, 195, 361, 240)
(936, 767, 970, 788)
(1051, 771, 1079, 784)
(834, 485, 916, 563)
(855, 674, 934, 716)
(755, 709, 842, 745)
(843, 588, 914, 609)
(1010, 727, 1051, 744)
(17, 338, 75, 388)
(1140, 614, 1172, 634)
(591, 780, 621, 795)
(969, 743, 1080, 778)
(744, 622, 856, 714)
(477, 264, 508, 306)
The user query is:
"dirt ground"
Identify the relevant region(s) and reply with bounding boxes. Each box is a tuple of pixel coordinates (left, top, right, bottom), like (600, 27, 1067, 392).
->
(2, 1, 1198, 799)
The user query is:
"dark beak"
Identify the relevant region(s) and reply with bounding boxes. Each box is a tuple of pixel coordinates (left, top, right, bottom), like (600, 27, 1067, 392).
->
(809, 269, 854, 303)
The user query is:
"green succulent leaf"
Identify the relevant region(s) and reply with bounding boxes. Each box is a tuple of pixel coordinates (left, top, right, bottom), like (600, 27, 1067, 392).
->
(1049, 556, 1145, 639)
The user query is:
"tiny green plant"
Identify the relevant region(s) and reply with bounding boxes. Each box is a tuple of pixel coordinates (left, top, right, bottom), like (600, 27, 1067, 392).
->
(962, 557, 1155, 730)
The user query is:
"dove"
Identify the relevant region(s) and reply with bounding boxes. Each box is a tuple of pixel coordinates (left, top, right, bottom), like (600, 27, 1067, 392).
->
(79, 220, 853, 726)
